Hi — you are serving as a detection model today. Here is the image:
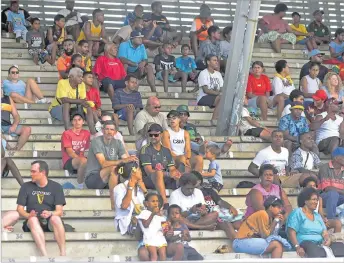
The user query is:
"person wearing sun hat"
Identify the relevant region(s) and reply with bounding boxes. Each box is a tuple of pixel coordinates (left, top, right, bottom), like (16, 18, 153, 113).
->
(305, 89, 328, 122)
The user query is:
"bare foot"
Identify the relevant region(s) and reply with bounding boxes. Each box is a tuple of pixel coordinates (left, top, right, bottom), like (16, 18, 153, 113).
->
(202, 223, 217, 231)
(221, 139, 233, 153)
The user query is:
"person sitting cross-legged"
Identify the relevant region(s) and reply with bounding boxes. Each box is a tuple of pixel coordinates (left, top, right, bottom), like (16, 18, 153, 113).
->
(61, 112, 90, 189)
(112, 75, 143, 135)
(16, 160, 66, 256)
(49, 67, 96, 135)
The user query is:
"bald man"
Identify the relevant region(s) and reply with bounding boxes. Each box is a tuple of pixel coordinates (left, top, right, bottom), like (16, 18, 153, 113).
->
(134, 96, 168, 137)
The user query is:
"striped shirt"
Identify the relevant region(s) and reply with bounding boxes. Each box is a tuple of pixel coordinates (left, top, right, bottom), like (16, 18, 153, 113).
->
(112, 88, 143, 110)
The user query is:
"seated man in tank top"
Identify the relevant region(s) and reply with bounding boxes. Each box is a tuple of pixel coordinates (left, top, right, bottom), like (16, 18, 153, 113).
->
(162, 110, 203, 173)
(77, 9, 108, 56)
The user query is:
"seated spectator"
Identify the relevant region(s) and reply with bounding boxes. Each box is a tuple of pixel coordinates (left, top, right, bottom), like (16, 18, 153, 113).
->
(240, 98, 272, 141)
(246, 61, 285, 120)
(7, 1, 28, 42)
(2, 0, 31, 32)
(196, 26, 221, 71)
(1, 137, 24, 185)
(176, 105, 233, 155)
(85, 120, 137, 208)
(113, 75, 143, 135)
(245, 164, 292, 219)
(321, 72, 344, 102)
(151, 1, 182, 47)
(291, 132, 321, 178)
(65, 54, 85, 76)
(77, 9, 108, 56)
(312, 99, 344, 155)
(61, 112, 90, 188)
(167, 205, 204, 260)
(49, 67, 96, 134)
(176, 44, 198, 83)
(281, 90, 306, 118)
(201, 144, 223, 192)
(279, 102, 312, 159)
(307, 10, 330, 45)
(300, 62, 322, 102)
(189, 4, 213, 57)
(305, 90, 328, 122)
(84, 71, 101, 124)
(299, 49, 328, 82)
(301, 177, 342, 233)
(112, 17, 144, 44)
(135, 122, 155, 151)
(57, 0, 82, 41)
(258, 3, 296, 53)
(141, 14, 163, 51)
(134, 97, 168, 137)
(78, 40, 92, 71)
(1, 88, 31, 150)
(287, 187, 344, 258)
(26, 18, 54, 65)
(140, 123, 182, 207)
(233, 196, 291, 258)
(193, 171, 241, 240)
(219, 26, 232, 60)
(3, 65, 49, 104)
(248, 130, 291, 183)
(118, 31, 156, 92)
(329, 28, 344, 63)
(169, 173, 218, 230)
(318, 147, 344, 220)
(272, 60, 295, 99)
(290, 12, 317, 51)
(45, 14, 67, 62)
(162, 110, 203, 173)
(197, 54, 223, 125)
(154, 43, 187, 92)
(123, 4, 143, 26)
(57, 39, 75, 79)
(16, 160, 66, 256)
(92, 43, 126, 103)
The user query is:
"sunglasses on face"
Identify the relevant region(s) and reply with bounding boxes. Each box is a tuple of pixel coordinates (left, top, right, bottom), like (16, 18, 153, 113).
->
(149, 133, 160, 137)
(10, 71, 19, 75)
(179, 112, 188, 116)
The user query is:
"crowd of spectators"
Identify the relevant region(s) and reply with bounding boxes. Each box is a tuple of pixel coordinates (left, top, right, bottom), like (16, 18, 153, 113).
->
(2, 0, 344, 261)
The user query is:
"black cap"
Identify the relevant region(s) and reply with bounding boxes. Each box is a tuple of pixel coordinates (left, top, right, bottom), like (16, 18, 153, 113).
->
(143, 13, 152, 21)
(70, 111, 85, 121)
(264, 196, 283, 209)
(117, 161, 139, 179)
(313, 10, 324, 16)
(148, 123, 163, 133)
(167, 110, 180, 118)
(130, 30, 144, 39)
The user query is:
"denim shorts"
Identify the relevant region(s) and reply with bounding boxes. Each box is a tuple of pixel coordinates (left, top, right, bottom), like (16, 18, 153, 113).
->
(1, 124, 22, 137)
(156, 71, 177, 82)
(232, 238, 270, 255)
(116, 108, 138, 121)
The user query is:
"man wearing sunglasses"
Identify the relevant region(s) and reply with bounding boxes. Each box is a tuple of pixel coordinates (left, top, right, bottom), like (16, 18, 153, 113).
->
(299, 49, 328, 82)
(140, 123, 182, 209)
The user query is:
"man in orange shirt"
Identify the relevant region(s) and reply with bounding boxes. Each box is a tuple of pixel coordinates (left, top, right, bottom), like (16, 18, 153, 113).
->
(189, 4, 213, 57)
(57, 39, 76, 79)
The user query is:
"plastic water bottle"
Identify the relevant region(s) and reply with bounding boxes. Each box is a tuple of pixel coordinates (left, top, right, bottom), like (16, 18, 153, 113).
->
(272, 221, 280, 236)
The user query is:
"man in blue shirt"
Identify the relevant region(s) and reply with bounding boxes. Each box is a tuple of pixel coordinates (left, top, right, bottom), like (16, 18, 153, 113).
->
(118, 30, 156, 92)
(279, 101, 318, 161)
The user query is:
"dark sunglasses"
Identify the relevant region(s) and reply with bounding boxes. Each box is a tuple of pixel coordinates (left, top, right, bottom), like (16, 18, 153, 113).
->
(149, 133, 160, 137)
(10, 71, 19, 74)
(179, 112, 188, 116)
(153, 106, 161, 109)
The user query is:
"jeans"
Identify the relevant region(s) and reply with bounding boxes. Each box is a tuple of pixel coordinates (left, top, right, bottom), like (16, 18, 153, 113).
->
(321, 190, 344, 219)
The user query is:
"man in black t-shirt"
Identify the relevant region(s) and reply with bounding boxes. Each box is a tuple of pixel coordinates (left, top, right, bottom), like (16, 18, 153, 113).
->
(139, 123, 181, 208)
(16, 160, 66, 256)
(150, 1, 182, 47)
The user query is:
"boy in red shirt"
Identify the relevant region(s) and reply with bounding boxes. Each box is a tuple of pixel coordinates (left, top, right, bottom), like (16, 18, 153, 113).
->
(84, 72, 102, 126)
(61, 112, 91, 189)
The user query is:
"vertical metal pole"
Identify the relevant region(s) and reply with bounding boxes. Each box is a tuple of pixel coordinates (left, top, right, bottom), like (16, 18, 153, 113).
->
(215, 0, 261, 136)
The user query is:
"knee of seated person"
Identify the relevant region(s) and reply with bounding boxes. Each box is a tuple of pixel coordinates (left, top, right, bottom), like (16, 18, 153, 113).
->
(26, 78, 36, 84)
(49, 215, 62, 226)
(27, 216, 40, 225)
(9, 92, 20, 99)
(208, 211, 219, 219)
(22, 126, 31, 134)
(270, 240, 283, 248)
(145, 64, 153, 71)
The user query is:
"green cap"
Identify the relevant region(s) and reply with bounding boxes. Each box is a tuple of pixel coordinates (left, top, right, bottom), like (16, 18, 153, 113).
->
(176, 105, 190, 116)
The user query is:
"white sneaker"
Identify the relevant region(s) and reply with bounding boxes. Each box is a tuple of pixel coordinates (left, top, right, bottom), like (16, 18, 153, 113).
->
(36, 98, 49, 104)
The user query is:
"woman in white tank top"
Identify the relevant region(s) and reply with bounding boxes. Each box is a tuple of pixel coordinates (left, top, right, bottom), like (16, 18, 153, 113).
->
(300, 62, 322, 102)
(162, 110, 203, 172)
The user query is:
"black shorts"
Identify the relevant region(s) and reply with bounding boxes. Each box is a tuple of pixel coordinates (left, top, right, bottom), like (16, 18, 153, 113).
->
(318, 136, 340, 155)
(22, 217, 53, 232)
(100, 78, 125, 93)
(142, 173, 177, 190)
(63, 158, 77, 174)
(85, 171, 109, 189)
(244, 127, 264, 137)
(198, 95, 217, 108)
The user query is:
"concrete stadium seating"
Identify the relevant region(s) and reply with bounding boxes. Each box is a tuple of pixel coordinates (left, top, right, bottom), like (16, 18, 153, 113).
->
(1, 0, 342, 260)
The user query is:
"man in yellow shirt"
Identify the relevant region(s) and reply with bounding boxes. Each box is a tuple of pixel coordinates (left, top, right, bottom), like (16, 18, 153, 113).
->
(49, 67, 96, 134)
(290, 12, 318, 52)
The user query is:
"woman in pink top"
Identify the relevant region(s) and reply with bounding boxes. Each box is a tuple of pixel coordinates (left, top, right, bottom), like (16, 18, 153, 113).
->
(245, 164, 292, 220)
(258, 3, 297, 53)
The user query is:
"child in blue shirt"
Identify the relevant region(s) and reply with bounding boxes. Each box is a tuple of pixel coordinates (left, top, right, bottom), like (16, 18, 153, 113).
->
(176, 44, 198, 83)
(7, 3, 28, 43)
(202, 144, 223, 192)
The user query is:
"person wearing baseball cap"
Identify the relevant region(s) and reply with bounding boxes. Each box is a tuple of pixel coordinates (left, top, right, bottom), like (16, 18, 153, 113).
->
(305, 89, 328, 121)
(299, 49, 328, 82)
(139, 122, 182, 209)
(307, 9, 330, 45)
(118, 29, 156, 92)
(112, 17, 144, 44)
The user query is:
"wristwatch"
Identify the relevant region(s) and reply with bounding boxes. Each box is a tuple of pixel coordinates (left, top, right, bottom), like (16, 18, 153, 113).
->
(295, 244, 300, 249)
(127, 186, 134, 191)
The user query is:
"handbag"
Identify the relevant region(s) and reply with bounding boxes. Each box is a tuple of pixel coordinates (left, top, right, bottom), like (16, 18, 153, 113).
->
(125, 184, 144, 236)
